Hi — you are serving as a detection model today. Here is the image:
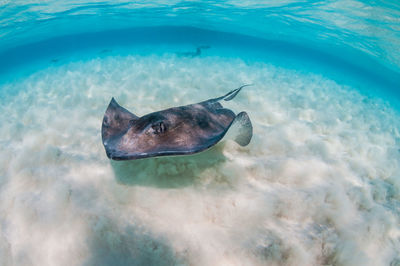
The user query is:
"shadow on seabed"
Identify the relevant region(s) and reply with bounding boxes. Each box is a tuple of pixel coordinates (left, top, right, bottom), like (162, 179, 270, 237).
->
(110, 143, 227, 188)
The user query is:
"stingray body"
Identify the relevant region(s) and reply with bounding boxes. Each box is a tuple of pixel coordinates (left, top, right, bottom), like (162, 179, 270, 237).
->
(101, 85, 253, 160)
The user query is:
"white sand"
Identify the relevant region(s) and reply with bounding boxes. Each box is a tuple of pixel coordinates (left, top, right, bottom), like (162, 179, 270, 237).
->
(0, 54, 399, 266)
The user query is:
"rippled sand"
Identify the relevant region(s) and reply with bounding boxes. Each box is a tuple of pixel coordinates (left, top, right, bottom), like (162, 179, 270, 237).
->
(0, 55, 399, 266)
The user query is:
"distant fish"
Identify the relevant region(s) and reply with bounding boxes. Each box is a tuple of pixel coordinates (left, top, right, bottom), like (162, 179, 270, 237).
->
(177, 45, 211, 57)
(101, 85, 253, 160)
(50, 58, 59, 63)
(99, 49, 112, 54)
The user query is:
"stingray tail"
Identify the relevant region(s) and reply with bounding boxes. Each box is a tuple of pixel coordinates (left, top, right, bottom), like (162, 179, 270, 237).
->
(213, 84, 253, 102)
(224, 111, 253, 146)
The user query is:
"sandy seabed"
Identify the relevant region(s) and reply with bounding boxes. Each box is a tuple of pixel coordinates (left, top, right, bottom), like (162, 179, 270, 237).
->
(0, 54, 399, 266)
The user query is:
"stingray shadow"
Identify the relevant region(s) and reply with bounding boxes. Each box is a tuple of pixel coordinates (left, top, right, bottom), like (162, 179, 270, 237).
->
(110, 144, 227, 188)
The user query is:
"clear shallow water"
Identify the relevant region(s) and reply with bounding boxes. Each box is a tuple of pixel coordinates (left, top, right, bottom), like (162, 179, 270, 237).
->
(0, 1, 400, 266)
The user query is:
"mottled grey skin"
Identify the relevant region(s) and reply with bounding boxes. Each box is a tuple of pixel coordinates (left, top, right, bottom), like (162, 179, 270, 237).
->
(102, 85, 252, 160)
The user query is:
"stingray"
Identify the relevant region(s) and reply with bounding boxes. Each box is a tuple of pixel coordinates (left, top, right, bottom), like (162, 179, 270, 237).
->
(101, 85, 253, 160)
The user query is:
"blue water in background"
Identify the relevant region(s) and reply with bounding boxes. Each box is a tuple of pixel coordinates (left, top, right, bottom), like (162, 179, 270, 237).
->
(0, 0, 399, 106)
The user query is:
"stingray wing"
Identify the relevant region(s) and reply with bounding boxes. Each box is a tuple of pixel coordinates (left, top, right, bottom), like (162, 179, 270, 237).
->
(101, 98, 138, 151)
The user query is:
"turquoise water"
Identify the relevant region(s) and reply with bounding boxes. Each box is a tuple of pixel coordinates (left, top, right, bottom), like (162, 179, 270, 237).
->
(1, 1, 400, 104)
(0, 1, 400, 266)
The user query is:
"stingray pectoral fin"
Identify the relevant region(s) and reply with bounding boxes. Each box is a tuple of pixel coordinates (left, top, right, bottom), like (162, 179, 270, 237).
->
(102, 98, 139, 141)
(108, 98, 138, 119)
(225, 111, 253, 146)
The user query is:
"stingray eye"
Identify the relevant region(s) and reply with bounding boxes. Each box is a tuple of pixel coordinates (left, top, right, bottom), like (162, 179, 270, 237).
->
(103, 116, 110, 127)
(151, 121, 167, 134)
